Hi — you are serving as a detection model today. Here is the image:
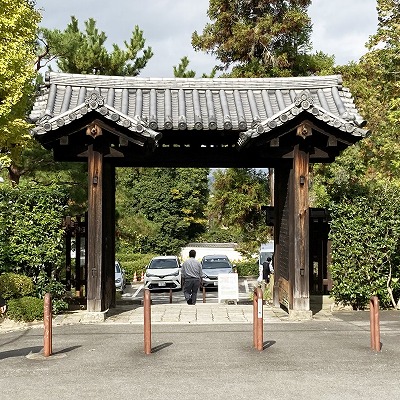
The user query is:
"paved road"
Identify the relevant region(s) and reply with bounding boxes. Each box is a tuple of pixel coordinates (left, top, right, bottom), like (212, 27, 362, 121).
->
(122, 277, 260, 304)
(0, 311, 399, 400)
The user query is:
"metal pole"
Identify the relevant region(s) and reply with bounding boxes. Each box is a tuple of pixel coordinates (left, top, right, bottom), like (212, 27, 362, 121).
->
(253, 288, 258, 348)
(43, 293, 52, 357)
(256, 287, 264, 351)
(144, 289, 151, 354)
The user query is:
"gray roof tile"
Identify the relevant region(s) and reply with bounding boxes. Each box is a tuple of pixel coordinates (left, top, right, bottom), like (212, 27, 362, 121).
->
(30, 72, 368, 144)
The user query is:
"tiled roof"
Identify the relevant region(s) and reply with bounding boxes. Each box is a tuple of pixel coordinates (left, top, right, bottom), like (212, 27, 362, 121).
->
(30, 72, 368, 148)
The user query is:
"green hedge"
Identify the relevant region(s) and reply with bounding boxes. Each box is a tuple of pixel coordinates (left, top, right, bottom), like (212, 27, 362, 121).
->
(0, 273, 34, 299)
(117, 253, 157, 282)
(6, 296, 44, 322)
(234, 259, 259, 277)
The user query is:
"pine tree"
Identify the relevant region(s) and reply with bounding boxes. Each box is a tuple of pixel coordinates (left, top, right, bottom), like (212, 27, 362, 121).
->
(37, 16, 153, 76)
(191, 0, 331, 77)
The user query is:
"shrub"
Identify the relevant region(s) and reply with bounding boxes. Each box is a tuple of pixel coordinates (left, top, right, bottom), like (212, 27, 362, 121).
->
(116, 253, 157, 282)
(0, 273, 34, 300)
(35, 271, 68, 315)
(235, 259, 259, 277)
(7, 296, 44, 322)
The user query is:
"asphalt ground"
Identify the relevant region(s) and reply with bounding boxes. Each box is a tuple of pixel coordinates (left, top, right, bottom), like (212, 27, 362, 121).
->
(0, 306, 399, 400)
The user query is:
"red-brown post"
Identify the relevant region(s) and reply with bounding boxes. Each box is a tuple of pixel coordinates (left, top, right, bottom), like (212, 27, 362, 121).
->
(370, 296, 381, 352)
(43, 293, 52, 357)
(144, 289, 151, 354)
(253, 288, 258, 348)
(256, 287, 264, 351)
(169, 288, 173, 304)
(202, 286, 206, 303)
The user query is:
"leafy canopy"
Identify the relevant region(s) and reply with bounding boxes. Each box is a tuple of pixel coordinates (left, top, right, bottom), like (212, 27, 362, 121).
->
(0, 0, 41, 168)
(192, 0, 334, 77)
(116, 168, 209, 255)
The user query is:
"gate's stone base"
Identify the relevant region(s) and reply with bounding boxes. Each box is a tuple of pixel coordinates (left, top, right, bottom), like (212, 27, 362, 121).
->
(288, 309, 313, 321)
(81, 311, 107, 323)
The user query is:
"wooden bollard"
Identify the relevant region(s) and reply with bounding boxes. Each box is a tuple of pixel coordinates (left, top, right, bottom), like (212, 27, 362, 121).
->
(169, 288, 173, 304)
(43, 293, 52, 357)
(256, 287, 263, 351)
(202, 286, 206, 303)
(370, 296, 381, 352)
(144, 289, 151, 354)
(253, 288, 258, 348)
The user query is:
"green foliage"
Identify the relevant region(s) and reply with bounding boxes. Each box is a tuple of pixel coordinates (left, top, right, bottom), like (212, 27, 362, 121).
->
(0, 273, 34, 300)
(0, 0, 41, 168)
(192, 0, 334, 77)
(35, 271, 68, 314)
(234, 259, 259, 277)
(207, 168, 271, 254)
(115, 253, 157, 282)
(310, 1, 400, 310)
(116, 168, 209, 255)
(173, 56, 196, 77)
(329, 182, 400, 309)
(38, 17, 153, 76)
(6, 296, 43, 322)
(0, 183, 68, 278)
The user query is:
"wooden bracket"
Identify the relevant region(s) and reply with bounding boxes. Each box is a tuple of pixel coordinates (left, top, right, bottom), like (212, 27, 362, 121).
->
(86, 123, 103, 139)
(296, 122, 312, 139)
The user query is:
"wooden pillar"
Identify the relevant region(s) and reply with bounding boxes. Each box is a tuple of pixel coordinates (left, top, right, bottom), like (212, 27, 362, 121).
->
(273, 142, 311, 317)
(65, 218, 72, 291)
(273, 165, 291, 309)
(103, 162, 116, 309)
(74, 216, 82, 296)
(292, 143, 310, 312)
(87, 143, 104, 312)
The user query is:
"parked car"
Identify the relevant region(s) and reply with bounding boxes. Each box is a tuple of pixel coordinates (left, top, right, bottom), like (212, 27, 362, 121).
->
(144, 256, 182, 290)
(201, 255, 234, 288)
(115, 261, 126, 293)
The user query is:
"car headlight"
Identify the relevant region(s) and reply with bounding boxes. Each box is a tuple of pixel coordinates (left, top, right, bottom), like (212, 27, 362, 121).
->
(202, 273, 209, 278)
(171, 271, 179, 276)
(115, 278, 121, 283)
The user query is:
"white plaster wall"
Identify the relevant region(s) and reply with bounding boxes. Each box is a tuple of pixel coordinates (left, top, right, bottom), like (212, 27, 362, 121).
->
(180, 245, 243, 263)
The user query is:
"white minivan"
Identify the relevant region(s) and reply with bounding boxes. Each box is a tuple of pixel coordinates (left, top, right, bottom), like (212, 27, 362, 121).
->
(144, 256, 182, 290)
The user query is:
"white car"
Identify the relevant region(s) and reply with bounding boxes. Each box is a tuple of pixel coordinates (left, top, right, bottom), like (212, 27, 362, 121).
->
(144, 256, 182, 290)
(115, 261, 126, 293)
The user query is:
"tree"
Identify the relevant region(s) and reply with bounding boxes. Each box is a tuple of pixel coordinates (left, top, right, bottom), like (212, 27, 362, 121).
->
(173, 56, 196, 78)
(310, 0, 400, 309)
(0, 0, 40, 176)
(192, 0, 333, 77)
(173, 56, 218, 78)
(37, 16, 153, 76)
(116, 168, 210, 255)
(205, 168, 270, 256)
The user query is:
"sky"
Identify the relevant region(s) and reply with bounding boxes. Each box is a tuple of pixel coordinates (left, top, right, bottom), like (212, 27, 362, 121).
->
(34, 0, 378, 78)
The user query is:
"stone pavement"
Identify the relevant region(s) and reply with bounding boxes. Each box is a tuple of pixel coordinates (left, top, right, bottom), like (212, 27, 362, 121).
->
(0, 302, 339, 333)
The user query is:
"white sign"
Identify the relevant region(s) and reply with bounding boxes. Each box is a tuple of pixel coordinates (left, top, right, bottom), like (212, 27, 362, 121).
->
(218, 273, 239, 303)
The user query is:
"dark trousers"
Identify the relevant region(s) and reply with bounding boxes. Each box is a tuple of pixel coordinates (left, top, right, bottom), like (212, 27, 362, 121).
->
(183, 278, 201, 305)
